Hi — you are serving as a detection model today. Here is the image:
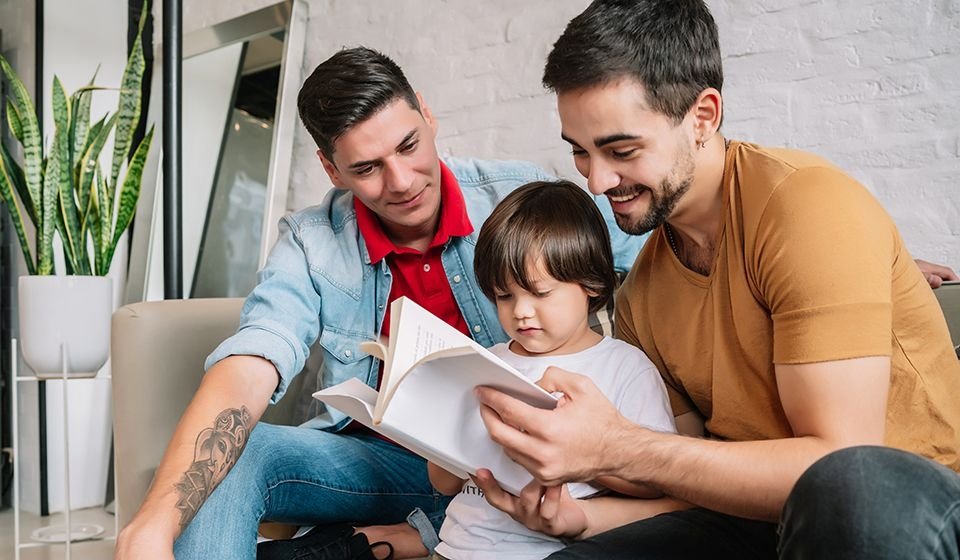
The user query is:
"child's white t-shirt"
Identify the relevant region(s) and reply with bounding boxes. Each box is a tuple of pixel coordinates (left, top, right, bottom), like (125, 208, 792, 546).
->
(434, 336, 677, 560)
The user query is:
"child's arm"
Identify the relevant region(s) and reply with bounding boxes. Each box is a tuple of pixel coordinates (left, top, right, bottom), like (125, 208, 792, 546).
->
(428, 462, 467, 496)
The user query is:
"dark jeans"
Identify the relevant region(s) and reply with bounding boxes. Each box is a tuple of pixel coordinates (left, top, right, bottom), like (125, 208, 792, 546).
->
(549, 446, 960, 559)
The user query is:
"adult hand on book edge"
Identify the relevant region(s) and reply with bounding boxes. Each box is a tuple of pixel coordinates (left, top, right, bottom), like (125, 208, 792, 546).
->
(476, 367, 627, 486)
(916, 258, 959, 289)
(472, 470, 587, 539)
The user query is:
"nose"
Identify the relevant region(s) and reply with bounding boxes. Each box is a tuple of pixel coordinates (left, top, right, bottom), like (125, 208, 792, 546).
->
(512, 295, 535, 320)
(383, 157, 415, 194)
(586, 158, 622, 196)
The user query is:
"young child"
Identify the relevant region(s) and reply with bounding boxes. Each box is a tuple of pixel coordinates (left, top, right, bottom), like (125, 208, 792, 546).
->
(428, 180, 676, 560)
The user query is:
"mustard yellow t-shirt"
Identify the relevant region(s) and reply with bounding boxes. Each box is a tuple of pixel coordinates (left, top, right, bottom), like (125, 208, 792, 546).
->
(616, 141, 960, 471)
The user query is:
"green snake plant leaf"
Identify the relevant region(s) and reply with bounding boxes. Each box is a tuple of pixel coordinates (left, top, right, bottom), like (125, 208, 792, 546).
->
(52, 76, 86, 273)
(53, 189, 74, 274)
(6, 101, 24, 144)
(52, 76, 71, 138)
(0, 140, 34, 225)
(76, 115, 105, 234)
(70, 85, 106, 232)
(105, 125, 153, 273)
(69, 84, 99, 214)
(39, 141, 59, 275)
(70, 70, 101, 160)
(89, 202, 102, 275)
(0, 144, 36, 274)
(109, 6, 147, 192)
(0, 55, 43, 219)
(80, 115, 107, 170)
(78, 112, 116, 223)
(93, 164, 110, 275)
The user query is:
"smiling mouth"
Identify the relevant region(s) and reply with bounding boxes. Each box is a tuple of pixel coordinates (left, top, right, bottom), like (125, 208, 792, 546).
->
(517, 326, 542, 335)
(391, 186, 427, 206)
(607, 187, 649, 204)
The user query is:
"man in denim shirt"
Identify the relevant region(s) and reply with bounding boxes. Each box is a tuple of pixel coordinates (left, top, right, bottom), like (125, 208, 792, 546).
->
(115, 47, 644, 560)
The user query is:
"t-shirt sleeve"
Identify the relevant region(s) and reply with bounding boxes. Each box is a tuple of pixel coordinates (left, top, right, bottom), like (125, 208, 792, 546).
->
(608, 345, 677, 434)
(753, 167, 895, 364)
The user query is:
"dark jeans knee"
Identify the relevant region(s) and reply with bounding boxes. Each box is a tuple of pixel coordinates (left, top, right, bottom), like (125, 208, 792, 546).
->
(780, 445, 960, 560)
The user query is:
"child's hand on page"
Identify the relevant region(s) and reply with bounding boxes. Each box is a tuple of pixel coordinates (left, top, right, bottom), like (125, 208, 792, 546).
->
(472, 469, 587, 539)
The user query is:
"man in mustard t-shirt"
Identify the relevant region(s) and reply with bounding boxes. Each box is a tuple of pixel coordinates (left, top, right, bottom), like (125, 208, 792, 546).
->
(472, 1, 960, 558)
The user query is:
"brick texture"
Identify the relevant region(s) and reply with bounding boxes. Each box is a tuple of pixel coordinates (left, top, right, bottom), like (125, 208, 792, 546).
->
(194, 0, 959, 269)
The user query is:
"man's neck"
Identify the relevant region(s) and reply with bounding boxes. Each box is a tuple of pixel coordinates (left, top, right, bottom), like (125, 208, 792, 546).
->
(382, 210, 441, 253)
(669, 135, 727, 250)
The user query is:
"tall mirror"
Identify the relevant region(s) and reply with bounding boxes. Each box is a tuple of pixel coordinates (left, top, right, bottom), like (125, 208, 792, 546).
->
(127, 0, 307, 302)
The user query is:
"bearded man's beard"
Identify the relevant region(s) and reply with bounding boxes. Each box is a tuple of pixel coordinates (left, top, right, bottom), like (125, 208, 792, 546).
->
(613, 149, 695, 235)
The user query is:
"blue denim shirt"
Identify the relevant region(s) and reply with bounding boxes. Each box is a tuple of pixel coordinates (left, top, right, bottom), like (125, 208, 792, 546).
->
(206, 157, 647, 430)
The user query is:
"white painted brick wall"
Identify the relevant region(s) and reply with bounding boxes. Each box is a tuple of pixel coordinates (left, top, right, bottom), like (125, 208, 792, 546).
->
(192, 0, 960, 269)
(288, 0, 588, 212)
(714, 0, 960, 267)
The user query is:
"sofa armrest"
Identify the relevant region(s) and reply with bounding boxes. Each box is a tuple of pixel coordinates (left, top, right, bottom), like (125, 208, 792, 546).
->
(111, 298, 243, 527)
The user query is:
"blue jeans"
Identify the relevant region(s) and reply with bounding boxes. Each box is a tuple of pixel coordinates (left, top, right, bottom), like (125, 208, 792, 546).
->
(174, 423, 450, 559)
(549, 446, 960, 559)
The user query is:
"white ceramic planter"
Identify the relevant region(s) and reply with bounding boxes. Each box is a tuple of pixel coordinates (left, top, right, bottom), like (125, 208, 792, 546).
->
(18, 275, 113, 378)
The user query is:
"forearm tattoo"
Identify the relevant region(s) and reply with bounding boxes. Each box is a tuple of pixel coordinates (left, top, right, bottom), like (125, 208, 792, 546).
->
(173, 406, 252, 530)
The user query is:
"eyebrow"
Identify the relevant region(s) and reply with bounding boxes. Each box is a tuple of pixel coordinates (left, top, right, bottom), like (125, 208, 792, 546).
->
(561, 132, 644, 149)
(347, 129, 418, 170)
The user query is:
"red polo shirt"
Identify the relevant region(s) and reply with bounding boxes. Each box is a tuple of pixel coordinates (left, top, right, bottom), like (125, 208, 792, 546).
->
(354, 159, 474, 368)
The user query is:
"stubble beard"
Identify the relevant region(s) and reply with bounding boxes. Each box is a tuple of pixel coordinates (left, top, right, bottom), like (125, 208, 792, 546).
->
(613, 147, 695, 236)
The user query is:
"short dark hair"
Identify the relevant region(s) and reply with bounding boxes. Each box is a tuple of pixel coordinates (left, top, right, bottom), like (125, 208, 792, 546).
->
(475, 180, 616, 314)
(297, 47, 420, 160)
(543, 0, 723, 124)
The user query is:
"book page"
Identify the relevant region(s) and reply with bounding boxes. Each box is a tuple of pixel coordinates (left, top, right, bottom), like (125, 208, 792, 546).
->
(315, 348, 559, 494)
(359, 340, 388, 362)
(312, 378, 377, 427)
(380, 350, 558, 494)
(378, 297, 480, 413)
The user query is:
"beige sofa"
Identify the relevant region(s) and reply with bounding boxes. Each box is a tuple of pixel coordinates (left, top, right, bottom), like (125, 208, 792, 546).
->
(111, 298, 314, 529)
(110, 295, 615, 532)
(110, 287, 960, 537)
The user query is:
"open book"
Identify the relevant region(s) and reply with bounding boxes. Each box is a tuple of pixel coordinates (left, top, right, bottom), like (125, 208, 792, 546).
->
(313, 297, 558, 495)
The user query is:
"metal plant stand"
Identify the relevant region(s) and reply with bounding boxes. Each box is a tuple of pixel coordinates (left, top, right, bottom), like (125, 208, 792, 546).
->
(10, 339, 118, 559)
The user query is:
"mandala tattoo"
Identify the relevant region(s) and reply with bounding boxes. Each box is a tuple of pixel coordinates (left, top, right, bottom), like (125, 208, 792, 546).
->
(174, 406, 252, 530)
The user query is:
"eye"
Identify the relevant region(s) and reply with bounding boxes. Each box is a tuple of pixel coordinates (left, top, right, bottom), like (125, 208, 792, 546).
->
(494, 293, 512, 301)
(571, 147, 588, 157)
(611, 148, 637, 159)
(354, 166, 375, 177)
(534, 290, 552, 298)
(399, 141, 418, 154)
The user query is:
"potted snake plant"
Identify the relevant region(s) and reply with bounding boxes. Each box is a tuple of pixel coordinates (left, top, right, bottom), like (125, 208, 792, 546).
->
(0, 7, 152, 377)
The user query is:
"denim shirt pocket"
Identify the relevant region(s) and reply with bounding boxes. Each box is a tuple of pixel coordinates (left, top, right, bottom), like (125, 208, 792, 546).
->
(314, 328, 377, 428)
(318, 328, 375, 387)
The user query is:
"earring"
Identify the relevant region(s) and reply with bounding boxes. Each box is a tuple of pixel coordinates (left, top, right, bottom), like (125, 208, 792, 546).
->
(697, 138, 707, 150)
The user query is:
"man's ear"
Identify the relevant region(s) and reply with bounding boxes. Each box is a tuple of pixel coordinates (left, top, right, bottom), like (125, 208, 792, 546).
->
(416, 92, 438, 135)
(317, 149, 344, 189)
(690, 87, 722, 146)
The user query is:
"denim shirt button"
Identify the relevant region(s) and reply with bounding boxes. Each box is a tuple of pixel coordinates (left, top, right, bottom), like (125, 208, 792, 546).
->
(473, 325, 481, 333)
(344, 350, 352, 358)
(453, 275, 462, 283)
